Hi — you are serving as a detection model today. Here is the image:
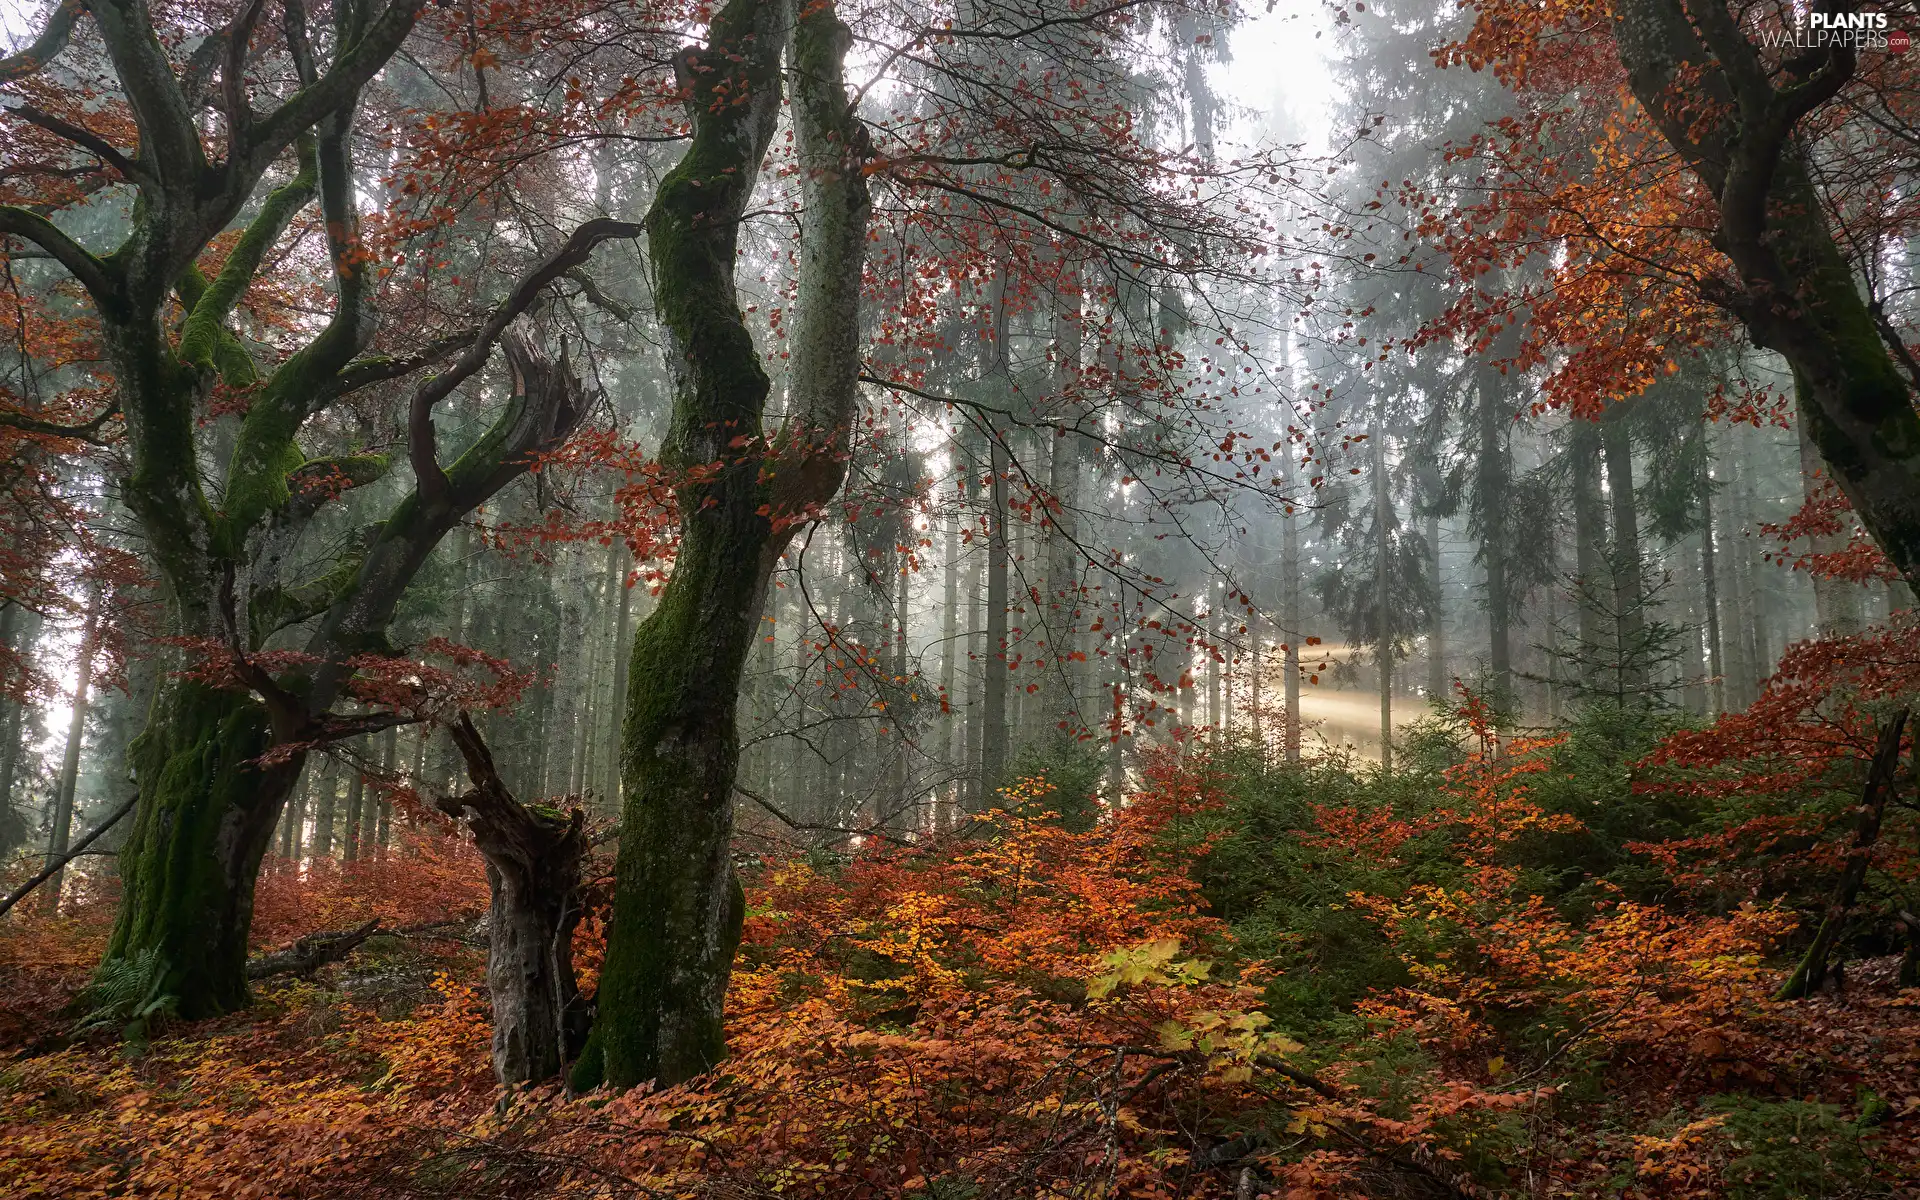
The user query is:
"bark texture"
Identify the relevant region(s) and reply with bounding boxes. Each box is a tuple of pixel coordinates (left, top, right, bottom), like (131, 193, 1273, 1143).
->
(583, 0, 871, 1090)
(1611, 1, 1920, 590)
(435, 713, 587, 1086)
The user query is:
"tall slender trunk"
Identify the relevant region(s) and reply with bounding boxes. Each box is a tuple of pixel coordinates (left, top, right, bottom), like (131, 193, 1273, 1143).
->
(1374, 393, 1393, 770)
(606, 543, 634, 808)
(1679, 542, 1709, 714)
(43, 597, 100, 913)
(312, 761, 338, 863)
(1729, 437, 1769, 697)
(1426, 513, 1445, 701)
(1283, 491, 1302, 765)
(278, 767, 306, 865)
(1570, 419, 1609, 694)
(0, 606, 33, 844)
(374, 725, 396, 851)
(342, 753, 365, 863)
(1206, 590, 1221, 742)
(966, 528, 985, 805)
(1477, 375, 1512, 709)
(1700, 441, 1727, 715)
(941, 508, 961, 814)
(981, 430, 1011, 793)
(1602, 404, 1649, 696)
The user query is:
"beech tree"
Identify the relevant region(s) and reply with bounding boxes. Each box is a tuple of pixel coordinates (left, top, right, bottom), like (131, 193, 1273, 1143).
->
(1440, 0, 1920, 590)
(0, 0, 636, 1018)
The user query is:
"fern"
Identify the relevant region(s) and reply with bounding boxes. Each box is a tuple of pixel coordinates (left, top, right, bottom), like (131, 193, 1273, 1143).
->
(76, 949, 179, 1046)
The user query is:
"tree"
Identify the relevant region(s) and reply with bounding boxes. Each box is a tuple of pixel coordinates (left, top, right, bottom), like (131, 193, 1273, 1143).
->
(1, 0, 639, 1018)
(577, 0, 871, 1090)
(577, 0, 1302, 1086)
(1440, 0, 1920, 590)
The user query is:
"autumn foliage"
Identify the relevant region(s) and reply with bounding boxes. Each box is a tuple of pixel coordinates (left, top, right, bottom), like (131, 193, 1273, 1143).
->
(5, 700, 1918, 1196)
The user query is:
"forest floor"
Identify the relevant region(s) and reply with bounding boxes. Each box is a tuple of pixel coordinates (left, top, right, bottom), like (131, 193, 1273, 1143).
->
(1, 736, 1918, 1198)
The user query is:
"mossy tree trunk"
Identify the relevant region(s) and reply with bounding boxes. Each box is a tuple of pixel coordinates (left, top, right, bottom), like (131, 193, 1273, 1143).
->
(108, 684, 298, 1017)
(581, 0, 870, 1090)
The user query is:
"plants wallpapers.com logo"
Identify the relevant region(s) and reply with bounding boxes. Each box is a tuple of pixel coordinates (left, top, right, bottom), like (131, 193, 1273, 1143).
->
(1758, 10, 1910, 53)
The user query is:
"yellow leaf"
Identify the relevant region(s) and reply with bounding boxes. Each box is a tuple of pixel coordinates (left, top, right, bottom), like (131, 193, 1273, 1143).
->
(1155, 1020, 1193, 1051)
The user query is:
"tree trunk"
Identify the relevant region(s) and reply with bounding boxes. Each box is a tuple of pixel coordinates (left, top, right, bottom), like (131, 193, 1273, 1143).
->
(278, 765, 306, 866)
(1776, 708, 1909, 999)
(1374, 393, 1393, 770)
(0, 605, 28, 843)
(981, 430, 1011, 792)
(1477, 374, 1512, 709)
(966, 523, 986, 804)
(1612, 0, 1920, 594)
(1570, 419, 1609, 693)
(107, 681, 301, 1018)
(43, 597, 99, 913)
(582, 0, 868, 1091)
(1206, 588, 1221, 742)
(941, 508, 961, 816)
(1700, 443, 1727, 715)
(313, 758, 338, 863)
(1426, 512, 1445, 702)
(606, 542, 634, 808)
(1602, 404, 1648, 696)
(437, 714, 588, 1086)
(1283, 493, 1302, 765)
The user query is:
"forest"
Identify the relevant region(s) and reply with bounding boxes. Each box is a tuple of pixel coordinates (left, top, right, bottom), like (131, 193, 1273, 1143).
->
(2, 0, 1919, 1194)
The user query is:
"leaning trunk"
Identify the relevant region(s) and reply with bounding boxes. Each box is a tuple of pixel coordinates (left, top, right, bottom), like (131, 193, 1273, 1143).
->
(1776, 708, 1909, 1000)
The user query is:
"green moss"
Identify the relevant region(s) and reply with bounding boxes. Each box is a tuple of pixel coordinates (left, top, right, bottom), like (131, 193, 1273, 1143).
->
(103, 681, 291, 1021)
(178, 142, 317, 378)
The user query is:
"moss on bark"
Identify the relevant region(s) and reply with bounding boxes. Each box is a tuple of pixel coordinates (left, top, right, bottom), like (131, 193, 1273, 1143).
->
(577, 0, 783, 1091)
(103, 679, 300, 1019)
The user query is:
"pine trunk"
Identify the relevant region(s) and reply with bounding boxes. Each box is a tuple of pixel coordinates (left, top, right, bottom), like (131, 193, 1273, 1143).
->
(1477, 375, 1512, 709)
(1602, 405, 1648, 696)
(43, 598, 99, 913)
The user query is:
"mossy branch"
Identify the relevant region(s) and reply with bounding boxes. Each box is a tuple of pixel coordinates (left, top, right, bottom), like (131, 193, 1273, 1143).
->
(179, 140, 318, 376)
(174, 267, 262, 388)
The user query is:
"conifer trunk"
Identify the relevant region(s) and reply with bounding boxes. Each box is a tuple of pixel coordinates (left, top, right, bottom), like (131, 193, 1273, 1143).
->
(1476, 375, 1512, 708)
(982, 431, 1012, 791)
(1374, 393, 1393, 769)
(1570, 420, 1608, 692)
(1283, 483, 1302, 765)
(1699, 443, 1726, 715)
(1602, 405, 1648, 696)
(43, 597, 99, 913)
